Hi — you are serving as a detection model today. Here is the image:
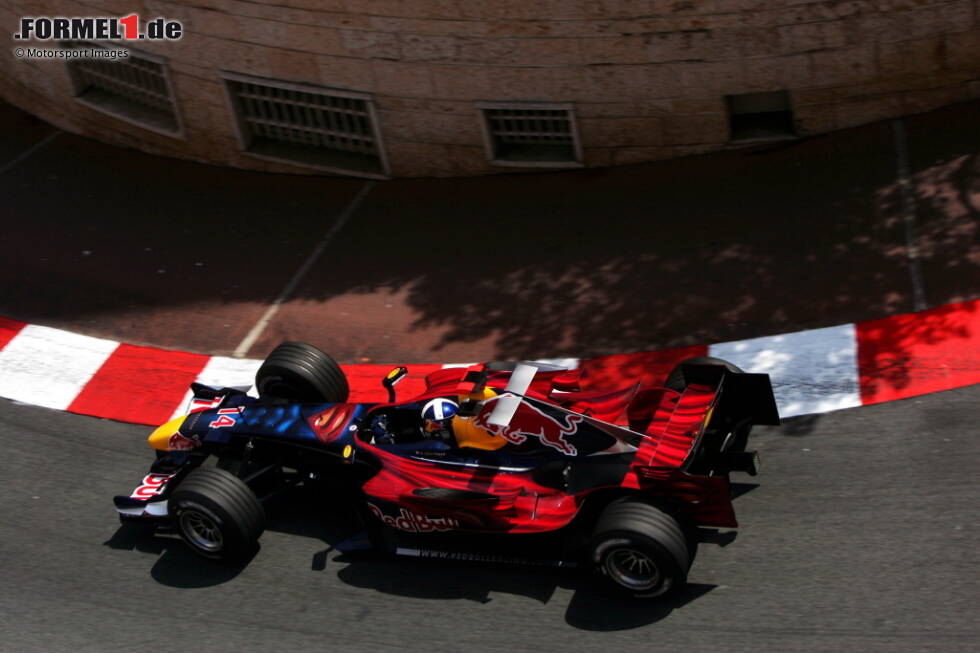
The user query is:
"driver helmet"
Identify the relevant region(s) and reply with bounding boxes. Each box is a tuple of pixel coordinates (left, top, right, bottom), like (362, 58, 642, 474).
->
(421, 397, 458, 434)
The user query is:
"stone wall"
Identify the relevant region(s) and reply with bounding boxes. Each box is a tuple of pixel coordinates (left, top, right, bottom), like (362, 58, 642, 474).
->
(2, 0, 978, 177)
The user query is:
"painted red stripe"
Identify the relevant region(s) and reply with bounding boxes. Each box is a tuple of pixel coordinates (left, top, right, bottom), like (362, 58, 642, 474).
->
(578, 344, 708, 391)
(68, 344, 210, 425)
(342, 363, 443, 403)
(856, 298, 980, 405)
(0, 316, 27, 351)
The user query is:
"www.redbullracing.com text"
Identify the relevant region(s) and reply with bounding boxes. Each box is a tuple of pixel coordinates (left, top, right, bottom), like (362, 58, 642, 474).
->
(13, 15, 183, 41)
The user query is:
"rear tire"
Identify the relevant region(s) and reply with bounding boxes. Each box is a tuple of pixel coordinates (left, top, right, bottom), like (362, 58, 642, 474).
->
(589, 500, 690, 598)
(256, 341, 349, 403)
(171, 467, 265, 562)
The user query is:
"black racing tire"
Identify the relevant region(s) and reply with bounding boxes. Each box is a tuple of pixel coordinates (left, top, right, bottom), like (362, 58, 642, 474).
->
(256, 341, 349, 403)
(589, 500, 690, 599)
(664, 356, 744, 393)
(170, 467, 266, 562)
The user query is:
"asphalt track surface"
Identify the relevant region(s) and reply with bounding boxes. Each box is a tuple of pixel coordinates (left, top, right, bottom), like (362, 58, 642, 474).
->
(2, 386, 978, 652)
(2, 99, 978, 362)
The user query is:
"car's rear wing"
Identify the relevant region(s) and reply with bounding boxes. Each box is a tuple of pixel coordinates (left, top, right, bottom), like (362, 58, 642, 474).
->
(680, 363, 780, 426)
(455, 362, 778, 458)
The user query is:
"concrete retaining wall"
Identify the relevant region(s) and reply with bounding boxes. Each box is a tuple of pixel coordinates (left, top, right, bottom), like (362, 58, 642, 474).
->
(2, 0, 978, 177)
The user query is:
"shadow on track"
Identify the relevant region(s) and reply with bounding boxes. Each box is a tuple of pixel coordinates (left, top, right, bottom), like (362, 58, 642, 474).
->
(102, 487, 355, 589)
(334, 553, 566, 605)
(778, 413, 823, 436)
(564, 581, 716, 631)
(104, 525, 254, 587)
(105, 484, 723, 627)
(332, 551, 719, 629)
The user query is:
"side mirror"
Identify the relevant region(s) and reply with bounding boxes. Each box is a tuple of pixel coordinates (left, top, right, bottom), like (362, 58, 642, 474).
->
(381, 366, 408, 402)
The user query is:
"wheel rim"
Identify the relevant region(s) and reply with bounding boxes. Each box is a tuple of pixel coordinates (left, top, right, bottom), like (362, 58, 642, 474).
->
(179, 509, 224, 553)
(605, 547, 660, 591)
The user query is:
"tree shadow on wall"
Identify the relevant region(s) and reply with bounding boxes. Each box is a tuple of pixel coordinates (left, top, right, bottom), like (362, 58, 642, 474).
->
(863, 146, 980, 398)
(264, 113, 979, 369)
(265, 120, 937, 361)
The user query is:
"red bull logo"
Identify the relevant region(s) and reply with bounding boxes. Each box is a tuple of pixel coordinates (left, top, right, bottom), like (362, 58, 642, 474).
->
(168, 431, 199, 451)
(471, 395, 582, 455)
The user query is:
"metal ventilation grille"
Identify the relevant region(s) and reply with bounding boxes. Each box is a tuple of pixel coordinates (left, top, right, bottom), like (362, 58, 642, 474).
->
(64, 41, 180, 136)
(225, 75, 387, 177)
(480, 105, 581, 165)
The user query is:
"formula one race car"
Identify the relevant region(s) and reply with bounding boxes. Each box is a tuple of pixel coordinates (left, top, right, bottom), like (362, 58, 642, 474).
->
(114, 342, 779, 598)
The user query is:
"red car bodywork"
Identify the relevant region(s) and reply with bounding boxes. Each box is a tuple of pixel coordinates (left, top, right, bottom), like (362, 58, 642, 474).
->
(354, 364, 750, 535)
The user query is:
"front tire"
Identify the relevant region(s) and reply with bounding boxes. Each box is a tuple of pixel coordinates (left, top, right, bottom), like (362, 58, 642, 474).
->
(171, 467, 266, 562)
(589, 500, 690, 598)
(256, 341, 349, 403)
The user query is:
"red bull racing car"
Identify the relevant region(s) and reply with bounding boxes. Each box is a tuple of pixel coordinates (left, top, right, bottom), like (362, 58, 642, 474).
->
(114, 342, 779, 598)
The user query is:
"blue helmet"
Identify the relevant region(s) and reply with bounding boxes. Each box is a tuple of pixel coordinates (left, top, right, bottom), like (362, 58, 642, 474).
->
(421, 397, 458, 432)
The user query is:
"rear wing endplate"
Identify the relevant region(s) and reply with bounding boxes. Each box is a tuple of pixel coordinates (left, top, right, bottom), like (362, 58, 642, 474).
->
(681, 363, 780, 426)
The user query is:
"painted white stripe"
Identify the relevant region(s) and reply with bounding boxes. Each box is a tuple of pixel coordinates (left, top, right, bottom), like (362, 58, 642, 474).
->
(0, 131, 60, 175)
(892, 119, 928, 312)
(171, 390, 194, 420)
(0, 325, 118, 409)
(196, 355, 263, 389)
(170, 355, 264, 420)
(709, 324, 862, 418)
(233, 180, 375, 358)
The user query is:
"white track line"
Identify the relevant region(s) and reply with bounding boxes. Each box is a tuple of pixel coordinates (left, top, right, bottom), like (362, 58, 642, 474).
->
(892, 119, 928, 312)
(233, 180, 376, 358)
(0, 130, 60, 175)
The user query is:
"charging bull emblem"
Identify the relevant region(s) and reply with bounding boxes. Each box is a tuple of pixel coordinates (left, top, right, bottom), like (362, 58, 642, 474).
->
(472, 395, 582, 455)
